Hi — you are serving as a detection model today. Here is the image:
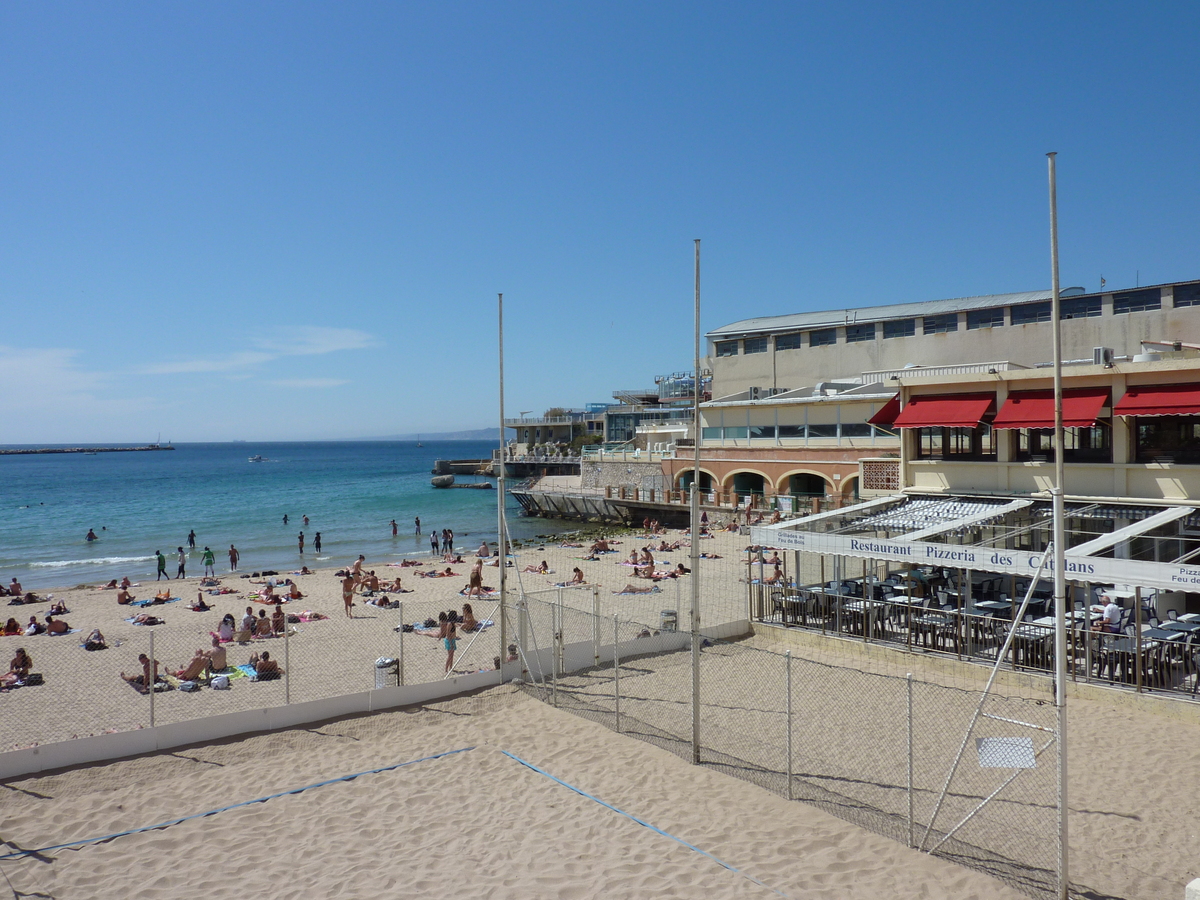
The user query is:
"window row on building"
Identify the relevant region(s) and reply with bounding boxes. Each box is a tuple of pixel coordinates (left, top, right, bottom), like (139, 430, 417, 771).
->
(876, 383, 1200, 464)
(713, 283, 1200, 357)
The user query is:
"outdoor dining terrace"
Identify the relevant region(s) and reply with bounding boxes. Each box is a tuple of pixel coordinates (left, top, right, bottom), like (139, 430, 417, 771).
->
(747, 564, 1200, 697)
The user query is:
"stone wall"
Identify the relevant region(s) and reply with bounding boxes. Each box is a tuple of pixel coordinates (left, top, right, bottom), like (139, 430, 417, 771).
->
(581, 460, 666, 495)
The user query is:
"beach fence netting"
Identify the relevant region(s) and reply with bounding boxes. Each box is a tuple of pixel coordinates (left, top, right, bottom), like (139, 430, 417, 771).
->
(1, 593, 509, 749)
(509, 591, 1062, 900)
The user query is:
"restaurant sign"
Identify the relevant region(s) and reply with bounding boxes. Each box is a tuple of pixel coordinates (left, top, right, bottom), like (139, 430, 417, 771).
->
(751, 525, 1200, 592)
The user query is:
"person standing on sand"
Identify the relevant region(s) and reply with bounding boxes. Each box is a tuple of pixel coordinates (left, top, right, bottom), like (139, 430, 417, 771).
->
(228, 544, 240, 571)
(314, 532, 322, 554)
(390, 519, 398, 536)
(297, 531, 304, 554)
(444, 621, 458, 673)
(187, 529, 196, 550)
(414, 516, 420, 535)
(156, 550, 168, 580)
(467, 559, 484, 599)
(201, 546, 216, 577)
(341, 573, 355, 617)
(176, 547, 187, 579)
(445, 528, 454, 554)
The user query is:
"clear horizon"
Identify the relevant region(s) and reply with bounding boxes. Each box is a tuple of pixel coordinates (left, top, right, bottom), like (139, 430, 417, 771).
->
(3, 2, 1198, 443)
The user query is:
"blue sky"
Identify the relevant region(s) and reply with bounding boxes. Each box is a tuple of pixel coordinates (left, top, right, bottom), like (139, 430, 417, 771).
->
(2, 2, 1197, 442)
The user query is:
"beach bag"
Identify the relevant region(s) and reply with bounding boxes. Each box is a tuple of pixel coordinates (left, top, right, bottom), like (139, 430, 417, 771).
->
(24, 673, 43, 686)
(179, 680, 199, 692)
(211, 675, 230, 690)
(423, 618, 437, 628)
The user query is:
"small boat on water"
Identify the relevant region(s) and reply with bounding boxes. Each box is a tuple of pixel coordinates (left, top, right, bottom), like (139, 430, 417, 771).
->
(248, 455, 266, 462)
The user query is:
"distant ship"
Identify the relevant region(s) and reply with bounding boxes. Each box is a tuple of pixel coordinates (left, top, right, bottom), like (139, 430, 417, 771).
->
(248, 455, 265, 462)
(417, 434, 423, 448)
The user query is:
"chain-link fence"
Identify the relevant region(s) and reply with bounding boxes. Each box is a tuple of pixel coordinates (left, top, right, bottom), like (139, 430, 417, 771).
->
(1, 593, 509, 749)
(509, 593, 1062, 899)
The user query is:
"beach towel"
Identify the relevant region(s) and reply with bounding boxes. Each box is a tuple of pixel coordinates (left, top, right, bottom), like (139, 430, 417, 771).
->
(458, 588, 499, 597)
(235, 664, 258, 678)
(613, 586, 661, 595)
(125, 617, 166, 626)
(47, 628, 80, 637)
(131, 597, 181, 608)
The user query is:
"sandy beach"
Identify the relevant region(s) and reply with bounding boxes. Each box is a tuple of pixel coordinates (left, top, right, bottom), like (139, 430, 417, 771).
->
(1, 526, 1198, 899)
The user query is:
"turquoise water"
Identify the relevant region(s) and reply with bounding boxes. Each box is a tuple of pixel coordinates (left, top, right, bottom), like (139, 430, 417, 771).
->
(0, 441, 569, 589)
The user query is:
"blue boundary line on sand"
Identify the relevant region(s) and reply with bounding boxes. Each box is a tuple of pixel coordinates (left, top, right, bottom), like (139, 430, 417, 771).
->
(0, 746, 476, 861)
(499, 749, 793, 899)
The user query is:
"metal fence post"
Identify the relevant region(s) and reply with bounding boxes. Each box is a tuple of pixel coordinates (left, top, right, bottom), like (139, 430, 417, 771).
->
(786, 651, 793, 801)
(907, 672, 914, 849)
(148, 630, 156, 728)
(397, 600, 405, 686)
(552, 600, 559, 708)
(593, 584, 600, 669)
(284, 614, 291, 704)
(613, 614, 621, 733)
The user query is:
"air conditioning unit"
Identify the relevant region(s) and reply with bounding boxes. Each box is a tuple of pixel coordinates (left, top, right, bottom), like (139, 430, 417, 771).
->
(748, 386, 761, 400)
(1092, 347, 1114, 368)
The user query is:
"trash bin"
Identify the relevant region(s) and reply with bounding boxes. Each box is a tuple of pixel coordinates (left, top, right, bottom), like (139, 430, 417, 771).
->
(374, 657, 399, 688)
(660, 610, 677, 632)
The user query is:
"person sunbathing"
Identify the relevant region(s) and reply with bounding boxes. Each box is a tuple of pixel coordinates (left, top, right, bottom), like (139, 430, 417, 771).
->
(675, 563, 691, 576)
(385, 577, 403, 592)
(48, 600, 69, 615)
(250, 651, 280, 680)
(216, 614, 236, 642)
(460, 603, 478, 632)
(765, 564, 784, 585)
(590, 539, 611, 553)
(2, 648, 32, 687)
(3, 618, 21, 636)
(132, 613, 164, 625)
(627, 551, 639, 566)
(24, 616, 44, 635)
(617, 584, 657, 594)
(120, 576, 132, 590)
(299, 566, 311, 575)
(522, 560, 550, 574)
(260, 583, 276, 601)
(287, 583, 304, 600)
(121, 653, 159, 693)
(476, 541, 491, 558)
(700, 552, 723, 559)
(101, 579, 119, 589)
(9, 578, 21, 597)
(191, 592, 211, 611)
(45, 614, 70, 635)
(254, 610, 273, 637)
(363, 572, 380, 592)
(84, 628, 107, 651)
(204, 635, 227, 671)
(271, 605, 286, 634)
(559, 541, 583, 548)
(154, 588, 172, 602)
(569, 567, 585, 585)
(172, 650, 211, 682)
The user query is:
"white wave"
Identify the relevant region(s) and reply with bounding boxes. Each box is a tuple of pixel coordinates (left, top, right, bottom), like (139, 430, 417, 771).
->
(30, 555, 155, 568)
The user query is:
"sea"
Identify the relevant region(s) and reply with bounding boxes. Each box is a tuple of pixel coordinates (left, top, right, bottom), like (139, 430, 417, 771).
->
(0, 441, 576, 590)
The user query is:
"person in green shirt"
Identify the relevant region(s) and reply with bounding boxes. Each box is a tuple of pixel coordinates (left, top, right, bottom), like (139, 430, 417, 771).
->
(155, 550, 168, 581)
(201, 546, 216, 577)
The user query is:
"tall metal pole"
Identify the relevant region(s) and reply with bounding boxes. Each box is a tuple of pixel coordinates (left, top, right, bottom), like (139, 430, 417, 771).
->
(1047, 151, 1070, 900)
(690, 239, 702, 764)
(498, 293, 508, 679)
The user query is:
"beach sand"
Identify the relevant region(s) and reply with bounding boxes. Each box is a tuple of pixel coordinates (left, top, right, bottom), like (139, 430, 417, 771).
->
(1, 525, 1198, 898)
(2, 687, 1033, 900)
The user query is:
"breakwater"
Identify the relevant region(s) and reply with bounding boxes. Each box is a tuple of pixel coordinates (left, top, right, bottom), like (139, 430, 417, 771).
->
(0, 445, 175, 455)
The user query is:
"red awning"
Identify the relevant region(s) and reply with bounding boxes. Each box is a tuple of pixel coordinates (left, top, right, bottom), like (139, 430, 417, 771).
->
(1114, 383, 1200, 417)
(868, 394, 901, 427)
(892, 393, 994, 429)
(992, 388, 1110, 430)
